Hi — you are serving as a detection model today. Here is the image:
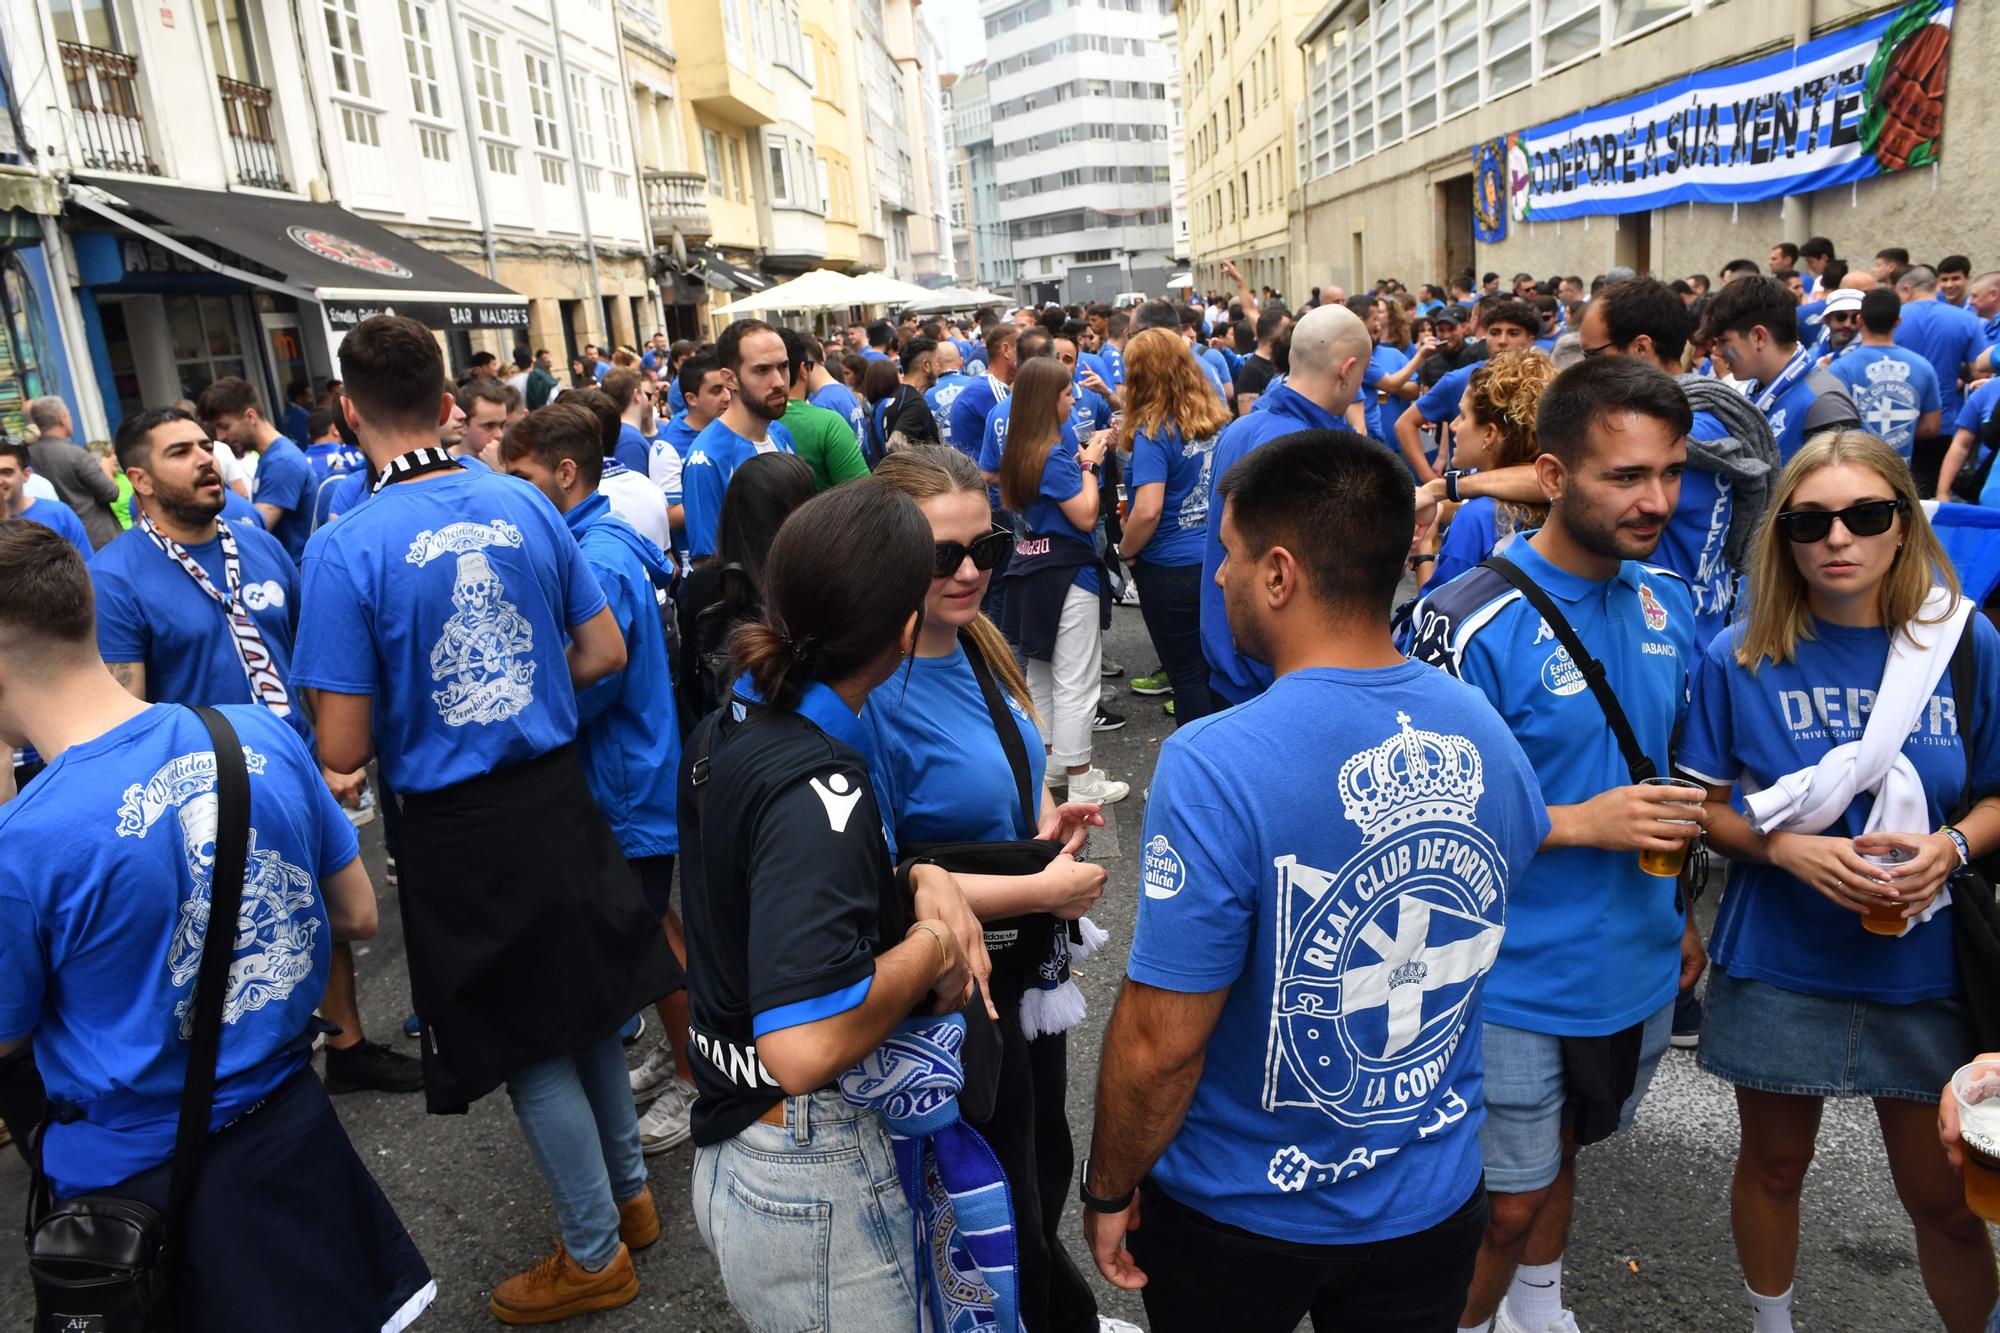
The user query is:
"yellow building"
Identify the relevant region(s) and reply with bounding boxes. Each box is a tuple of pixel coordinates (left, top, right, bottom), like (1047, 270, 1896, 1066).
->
(1177, 0, 1320, 299)
(805, 0, 867, 271)
(667, 0, 779, 274)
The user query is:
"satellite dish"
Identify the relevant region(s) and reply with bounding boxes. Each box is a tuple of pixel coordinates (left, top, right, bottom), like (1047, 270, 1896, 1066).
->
(670, 227, 689, 268)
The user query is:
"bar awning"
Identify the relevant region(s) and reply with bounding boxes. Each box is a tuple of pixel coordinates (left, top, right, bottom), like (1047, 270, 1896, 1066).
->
(689, 247, 767, 293)
(71, 176, 528, 332)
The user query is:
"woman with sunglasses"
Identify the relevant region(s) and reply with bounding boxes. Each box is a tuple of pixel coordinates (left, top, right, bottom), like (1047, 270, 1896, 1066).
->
(863, 446, 1119, 1333)
(1116, 328, 1230, 723)
(1678, 430, 2000, 1333)
(999, 356, 1128, 805)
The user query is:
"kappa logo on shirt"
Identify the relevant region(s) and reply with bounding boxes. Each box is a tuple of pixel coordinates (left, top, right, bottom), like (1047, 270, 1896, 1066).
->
(808, 770, 864, 832)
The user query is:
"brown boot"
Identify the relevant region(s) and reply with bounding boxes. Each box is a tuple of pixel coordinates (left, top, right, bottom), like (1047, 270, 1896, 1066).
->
(616, 1187, 660, 1252)
(489, 1241, 638, 1325)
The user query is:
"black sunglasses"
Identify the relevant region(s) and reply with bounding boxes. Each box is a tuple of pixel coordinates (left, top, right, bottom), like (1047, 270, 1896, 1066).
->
(1775, 498, 1904, 544)
(934, 527, 1011, 578)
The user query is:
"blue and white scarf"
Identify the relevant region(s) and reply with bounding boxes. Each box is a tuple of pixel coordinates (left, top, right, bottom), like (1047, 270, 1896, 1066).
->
(840, 1015, 1023, 1333)
(1752, 344, 1815, 416)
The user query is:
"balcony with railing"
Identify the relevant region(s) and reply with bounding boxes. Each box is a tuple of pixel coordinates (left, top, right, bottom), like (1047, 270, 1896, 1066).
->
(217, 76, 289, 191)
(58, 40, 157, 176)
(643, 168, 711, 243)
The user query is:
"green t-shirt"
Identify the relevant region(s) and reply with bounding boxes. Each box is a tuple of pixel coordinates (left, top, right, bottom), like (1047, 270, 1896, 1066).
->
(781, 398, 871, 491)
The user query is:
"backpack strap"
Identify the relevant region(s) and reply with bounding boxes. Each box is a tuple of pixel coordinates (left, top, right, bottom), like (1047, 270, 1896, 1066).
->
(960, 629, 1038, 836)
(1482, 555, 1657, 783)
(1952, 612, 1981, 822)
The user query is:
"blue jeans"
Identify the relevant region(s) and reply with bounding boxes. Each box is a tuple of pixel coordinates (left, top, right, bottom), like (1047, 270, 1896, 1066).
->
(1131, 557, 1214, 723)
(504, 1033, 648, 1269)
(692, 1090, 919, 1331)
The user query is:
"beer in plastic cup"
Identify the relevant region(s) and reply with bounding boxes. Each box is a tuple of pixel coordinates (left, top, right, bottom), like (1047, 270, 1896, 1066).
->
(1951, 1060, 2000, 1223)
(1638, 777, 1704, 879)
(1860, 844, 1914, 935)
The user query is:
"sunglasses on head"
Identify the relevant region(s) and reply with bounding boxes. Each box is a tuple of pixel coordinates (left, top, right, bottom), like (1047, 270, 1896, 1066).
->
(1775, 498, 1903, 544)
(934, 527, 1012, 578)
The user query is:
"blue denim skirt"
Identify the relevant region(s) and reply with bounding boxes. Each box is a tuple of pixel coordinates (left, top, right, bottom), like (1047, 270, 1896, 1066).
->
(1698, 968, 1974, 1103)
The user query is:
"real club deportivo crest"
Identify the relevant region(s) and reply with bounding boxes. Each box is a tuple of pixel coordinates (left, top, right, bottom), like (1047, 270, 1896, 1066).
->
(1263, 712, 1504, 1190)
(1640, 582, 1669, 631)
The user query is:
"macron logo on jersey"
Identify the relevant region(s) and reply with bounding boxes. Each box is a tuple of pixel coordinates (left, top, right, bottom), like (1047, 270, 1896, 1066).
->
(809, 771, 864, 832)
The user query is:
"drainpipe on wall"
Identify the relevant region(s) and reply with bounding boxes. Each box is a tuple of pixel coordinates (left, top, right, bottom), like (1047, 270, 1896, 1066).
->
(442, 0, 501, 283)
(548, 1, 608, 345)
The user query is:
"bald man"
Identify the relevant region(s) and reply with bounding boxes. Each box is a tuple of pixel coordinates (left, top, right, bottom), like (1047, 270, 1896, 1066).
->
(1198, 303, 1380, 706)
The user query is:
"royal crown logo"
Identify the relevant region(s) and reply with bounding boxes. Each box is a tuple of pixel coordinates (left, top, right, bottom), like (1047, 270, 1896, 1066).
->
(1865, 357, 1913, 383)
(1338, 711, 1484, 843)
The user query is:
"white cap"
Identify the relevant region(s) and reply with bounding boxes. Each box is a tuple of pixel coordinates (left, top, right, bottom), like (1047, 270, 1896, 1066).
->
(1823, 288, 1864, 314)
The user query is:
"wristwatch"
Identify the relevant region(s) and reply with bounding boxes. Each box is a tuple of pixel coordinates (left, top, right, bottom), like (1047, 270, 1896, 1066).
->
(1443, 467, 1480, 503)
(1077, 1155, 1134, 1213)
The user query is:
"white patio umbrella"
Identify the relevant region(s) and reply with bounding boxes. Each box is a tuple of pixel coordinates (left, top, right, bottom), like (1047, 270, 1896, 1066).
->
(844, 272, 943, 307)
(710, 267, 864, 316)
(1165, 272, 1194, 290)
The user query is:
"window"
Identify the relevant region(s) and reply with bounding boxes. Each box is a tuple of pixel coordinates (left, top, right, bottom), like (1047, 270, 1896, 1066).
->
(703, 128, 725, 194)
(540, 154, 566, 185)
(1615, 0, 1689, 38)
(751, 0, 771, 65)
(417, 125, 450, 160)
(51, 0, 122, 49)
(486, 141, 516, 174)
(582, 164, 601, 192)
(769, 139, 791, 204)
(340, 104, 379, 145)
(200, 0, 261, 85)
(322, 0, 369, 97)
(468, 28, 509, 138)
(1485, 0, 1531, 96)
(727, 139, 745, 201)
(1540, 0, 1600, 68)
(568, 70, 595, 160)
(399, 1, 442, 118)
(524, 51, 560, 151)
(599, 82, 625, 169)
(1075, 249, 1111, 263)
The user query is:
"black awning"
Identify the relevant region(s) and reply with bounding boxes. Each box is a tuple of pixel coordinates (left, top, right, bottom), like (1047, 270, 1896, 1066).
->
(73, 176, 528, 331)
(690, 249, 766, 293)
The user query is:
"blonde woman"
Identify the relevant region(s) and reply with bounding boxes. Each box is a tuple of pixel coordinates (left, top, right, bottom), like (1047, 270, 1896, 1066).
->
(1116, 328, 1232, 723)
(1424, 350, 1556, 590)
(1678, 430, 2000, 1333)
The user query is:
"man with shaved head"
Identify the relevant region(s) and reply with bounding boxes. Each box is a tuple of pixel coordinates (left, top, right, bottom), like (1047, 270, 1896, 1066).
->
(1197, 302, 1380, 707)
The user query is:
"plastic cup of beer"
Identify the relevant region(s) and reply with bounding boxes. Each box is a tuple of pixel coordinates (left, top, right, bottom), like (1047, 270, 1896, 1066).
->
(1859, 844, 1914, 936)
(1951, 1060, 2000, 1223)
(1638, 777, 1704, 879)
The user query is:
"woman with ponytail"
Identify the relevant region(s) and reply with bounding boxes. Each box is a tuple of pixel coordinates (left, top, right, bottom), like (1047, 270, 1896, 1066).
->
(680, 481, 1009, 1330)
(864, 445, 1114, 1332)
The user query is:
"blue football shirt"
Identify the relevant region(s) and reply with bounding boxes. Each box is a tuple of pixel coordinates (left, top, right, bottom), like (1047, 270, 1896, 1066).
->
(679, 418, 797, 559)
(862, 644, 1042, 846)
(91, 517, 306, 740)
(1653, 411, 1738, 649)
(1127, 424, 1218, 568)
(16, 495, 90, 553)
(1894, 298, 1983, 423)
(292, 467, 608, 793)
(614, 422, 651, 476)
(1022, 441, 1098, 595)
(0, 703, 356, 1195)
(949, 377, 1005, 477)
(1361, 345, 1411, 442)
(1681, 614, 2000, 1002)
(1128, 664, 1546, 1243)
(1827, 345, 1942, 460)
(811, 382, 868, 443)
(926, 372, 976, 456)
(251, 435, 315, 562)
(1409, 538, 1695, 1035)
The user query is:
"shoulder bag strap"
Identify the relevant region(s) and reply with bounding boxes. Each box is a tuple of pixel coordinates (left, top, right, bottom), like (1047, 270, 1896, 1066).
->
(169, 706, 250, 1226)
(1952, 614, 1981, 822)
(959, 629, 1038, 836)
(1482, 555, 1657, 783)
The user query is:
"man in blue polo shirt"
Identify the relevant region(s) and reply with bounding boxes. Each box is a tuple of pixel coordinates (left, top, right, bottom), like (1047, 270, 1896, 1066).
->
(199, 377, 315, 562)
(1701, 275, 1859, 464)
(294, 315, 679, 1321)
(603, 367, 654, 474)
(1827, 288, 1942, 463)
(500, 401, 695, 1154)
(1893, 265, 1985, 454)
(681, 320, 798, 560)
(806, 337, 867, 442)
(1409, 358, 1707, 1333)
(90, 404, 421, 1097)
(950, 324, 1020, 464)
(1082, 430, 1547, 1330)
(0, 442, 90, 553)
(925, 339, 976, 454)
(1199, 303, 1374, 706)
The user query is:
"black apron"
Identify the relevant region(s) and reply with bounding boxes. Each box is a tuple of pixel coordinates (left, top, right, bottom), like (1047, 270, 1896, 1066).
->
(397, 743, 684, 1113)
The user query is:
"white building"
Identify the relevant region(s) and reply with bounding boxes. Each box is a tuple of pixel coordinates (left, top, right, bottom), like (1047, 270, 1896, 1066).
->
(980, 0, 1178, 305)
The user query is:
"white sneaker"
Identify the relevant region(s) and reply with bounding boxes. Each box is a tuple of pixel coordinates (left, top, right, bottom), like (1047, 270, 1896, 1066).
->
(1496, 1305, 1581, 1333)
(1066, 767, 1130, 805)
(1098, 1319, 1144, 1333)
(628, 1041, 675, 1104)
(1045, 759, 1067, 789)
(638, 1080, 695, 1155)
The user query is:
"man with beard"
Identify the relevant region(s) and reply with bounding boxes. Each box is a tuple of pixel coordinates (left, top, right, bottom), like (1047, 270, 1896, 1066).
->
(1409, 359, 1708, 1333)
(90, 406, 421, 1095)
(681, 319, 797, 560)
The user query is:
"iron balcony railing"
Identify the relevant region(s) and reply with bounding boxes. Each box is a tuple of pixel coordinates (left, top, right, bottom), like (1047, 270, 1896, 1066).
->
(217, 76, 290, 191)
(58, 40, 158, 175)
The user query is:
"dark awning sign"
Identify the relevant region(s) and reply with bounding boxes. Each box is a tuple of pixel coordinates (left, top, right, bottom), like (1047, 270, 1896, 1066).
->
(74, 176, 528, 331)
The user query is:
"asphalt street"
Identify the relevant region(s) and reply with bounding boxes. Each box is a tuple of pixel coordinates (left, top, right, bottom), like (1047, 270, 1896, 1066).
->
(0, 605, 1974, 1330)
